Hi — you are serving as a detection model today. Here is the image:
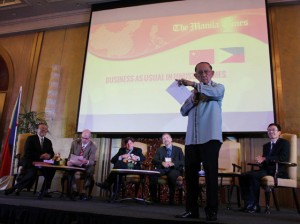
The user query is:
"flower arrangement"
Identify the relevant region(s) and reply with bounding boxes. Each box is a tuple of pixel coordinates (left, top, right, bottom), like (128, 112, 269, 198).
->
(53, 153, 63, 165)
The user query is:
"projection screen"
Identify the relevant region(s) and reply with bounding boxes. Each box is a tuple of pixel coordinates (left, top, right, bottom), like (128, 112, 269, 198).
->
(77, 0, 274, 134)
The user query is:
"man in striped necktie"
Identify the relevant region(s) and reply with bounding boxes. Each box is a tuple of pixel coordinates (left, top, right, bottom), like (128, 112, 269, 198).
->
(65, 129, 97, 200)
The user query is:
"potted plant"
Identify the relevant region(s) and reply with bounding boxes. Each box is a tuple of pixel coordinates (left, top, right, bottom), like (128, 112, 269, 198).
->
(18, 105, 47, 134)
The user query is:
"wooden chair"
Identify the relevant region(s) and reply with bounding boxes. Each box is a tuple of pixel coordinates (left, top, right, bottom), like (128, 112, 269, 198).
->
(14, 133, 55, 195)
(218, 141, 241, 208)
(260, 133, 299, 214)
(13, 133, 33, 190)
(199, 140, 241, 208)
(61, 161, 96, 199)
(157, 142, 185, 204)
(121, 142, 148, 198)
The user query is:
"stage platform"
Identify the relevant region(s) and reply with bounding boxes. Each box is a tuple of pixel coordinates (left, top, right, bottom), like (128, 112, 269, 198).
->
(0, 191, 299, 224)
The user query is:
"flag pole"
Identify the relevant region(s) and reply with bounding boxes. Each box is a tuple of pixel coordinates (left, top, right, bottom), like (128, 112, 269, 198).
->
(9, 86, 22, 176)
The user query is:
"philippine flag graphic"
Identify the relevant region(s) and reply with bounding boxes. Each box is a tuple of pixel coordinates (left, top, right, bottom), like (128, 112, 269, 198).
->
(219, 47, 245, 63)
(189, 47, 245, 65)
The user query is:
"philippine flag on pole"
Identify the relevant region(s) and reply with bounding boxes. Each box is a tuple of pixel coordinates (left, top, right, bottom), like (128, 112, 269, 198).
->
(0, 87, 22, 178)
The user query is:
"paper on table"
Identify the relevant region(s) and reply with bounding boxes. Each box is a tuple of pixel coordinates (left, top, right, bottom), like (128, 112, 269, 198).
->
(70, 154, 83, 165)
(166, 81, 192, 104)
(43, 159, 54, 164)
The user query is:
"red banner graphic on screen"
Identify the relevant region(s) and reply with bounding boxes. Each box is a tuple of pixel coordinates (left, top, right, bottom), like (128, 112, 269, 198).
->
(89, 8, 267, 60)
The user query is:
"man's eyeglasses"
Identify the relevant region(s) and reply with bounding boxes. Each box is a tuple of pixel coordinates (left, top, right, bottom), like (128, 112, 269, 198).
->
(81, 137, 90, 140)
(195, 70, 212, 76)
(267, 129, 278, 132)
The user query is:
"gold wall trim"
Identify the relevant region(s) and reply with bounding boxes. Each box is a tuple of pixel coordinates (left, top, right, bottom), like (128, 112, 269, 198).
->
(24, 32, 44, 110)
(268, 7, 284, 127)
(0, 45, 15, 146)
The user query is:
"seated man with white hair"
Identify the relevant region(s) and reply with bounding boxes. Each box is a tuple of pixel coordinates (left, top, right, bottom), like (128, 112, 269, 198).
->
(63, 129, 97, 200)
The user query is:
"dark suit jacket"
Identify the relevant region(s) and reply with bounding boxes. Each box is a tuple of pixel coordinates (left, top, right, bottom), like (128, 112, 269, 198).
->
(261, 138, 289, 178)
(152, 145, 184, 172)
(22, 135, 54, 169)
(111, 147, 146, 170)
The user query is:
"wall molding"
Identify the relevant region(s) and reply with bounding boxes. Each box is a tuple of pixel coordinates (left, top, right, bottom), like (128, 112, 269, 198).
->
(0, 9, 91, 36)
(1, 1, 300, 37)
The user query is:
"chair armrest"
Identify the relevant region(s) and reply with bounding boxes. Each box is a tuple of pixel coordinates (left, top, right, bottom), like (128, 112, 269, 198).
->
(271, 161, 297, 167)
(270, 161, 296, 186)
(247, 162, 261, 171)
(232, 163, 242, 172)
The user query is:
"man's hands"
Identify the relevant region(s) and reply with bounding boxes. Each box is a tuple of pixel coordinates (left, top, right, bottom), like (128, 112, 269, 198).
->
(176, 78, 195, 87)
(121, 153, 130, 159)
(255, 155, 266, 164)
(40, 153, 51, 160)
(162, 161, 174, 168)
(122, 154, 139, 161)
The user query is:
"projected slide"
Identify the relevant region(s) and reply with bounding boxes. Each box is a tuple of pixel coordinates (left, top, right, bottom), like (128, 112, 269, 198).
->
(77, 0, 274, 134)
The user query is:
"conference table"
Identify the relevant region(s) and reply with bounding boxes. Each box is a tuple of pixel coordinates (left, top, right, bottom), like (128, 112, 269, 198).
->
(110, 169, 160, 204)
(33, 162, 85, 200)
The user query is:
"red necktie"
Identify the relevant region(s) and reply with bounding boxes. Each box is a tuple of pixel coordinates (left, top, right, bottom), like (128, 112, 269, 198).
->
(80, 146, 85, 156)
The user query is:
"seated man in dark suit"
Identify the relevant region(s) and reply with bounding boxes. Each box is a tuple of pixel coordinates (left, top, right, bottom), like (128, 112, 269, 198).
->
(95, 137, 146, 190)
(5, 123, 55, 196)
(63, 129, 97, 200)
(149, 133, 185, 205)
(239, 123, 289, 213)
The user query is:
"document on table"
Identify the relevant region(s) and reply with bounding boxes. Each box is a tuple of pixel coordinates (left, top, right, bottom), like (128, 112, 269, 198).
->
(166, 81, 192, 104)
(43, 159, 54, 164)
(70, 154, 83, 166)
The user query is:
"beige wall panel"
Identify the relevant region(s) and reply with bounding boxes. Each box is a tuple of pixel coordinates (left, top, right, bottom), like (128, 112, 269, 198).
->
(59, 26, 89, 137)
(31, 29, 66, 113)
(31, 26, 88, 141)
(31, 29, 66, 146)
